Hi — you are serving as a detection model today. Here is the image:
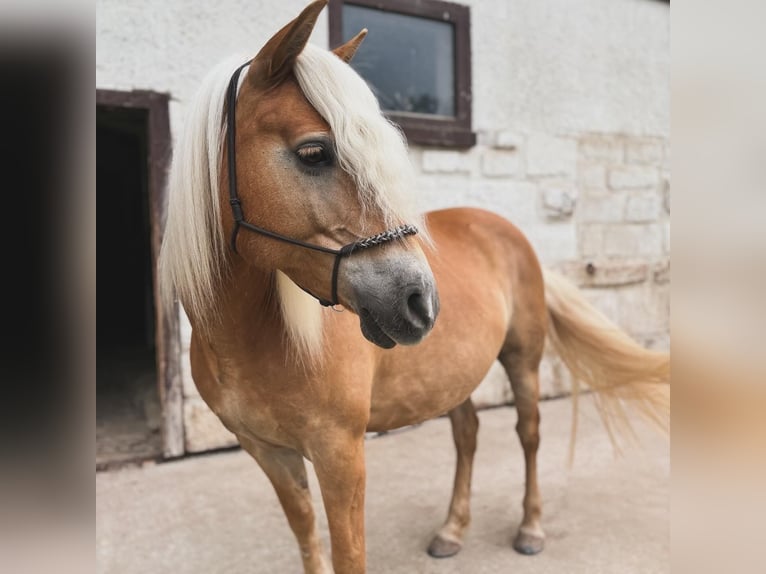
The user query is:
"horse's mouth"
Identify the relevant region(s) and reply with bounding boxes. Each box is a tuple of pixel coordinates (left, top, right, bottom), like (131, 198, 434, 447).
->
(359, 308, 397, 349)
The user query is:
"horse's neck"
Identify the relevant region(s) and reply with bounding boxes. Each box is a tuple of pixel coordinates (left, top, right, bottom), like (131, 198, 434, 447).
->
(203, 260, 283, 356)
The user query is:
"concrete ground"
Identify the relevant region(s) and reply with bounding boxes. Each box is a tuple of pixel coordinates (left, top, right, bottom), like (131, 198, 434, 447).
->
(96, 395, 669, 573)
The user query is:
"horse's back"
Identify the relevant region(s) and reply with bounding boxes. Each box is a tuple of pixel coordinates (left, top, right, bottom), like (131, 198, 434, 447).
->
(368, 207, 547, 431)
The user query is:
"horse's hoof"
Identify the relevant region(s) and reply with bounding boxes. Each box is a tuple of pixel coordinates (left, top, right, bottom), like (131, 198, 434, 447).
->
(513, 530, 545, 555)
(427, 535, 462, 558)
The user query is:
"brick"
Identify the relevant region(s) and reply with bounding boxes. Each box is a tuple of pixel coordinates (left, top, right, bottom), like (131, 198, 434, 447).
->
(527, 134, 577, 177)
(481, 149, 519, 177)
(626, 139, 664, 165)
(616, 283, 670, 336)
(422, 150, 474, 174)
(625, 193, 661, 222)
(662, 177, 670, 214)
(579, 224, 604, 257)
(470, 180, 538, 227)
(662, 142, 671, 171)
(608, 165, 660, 190)
(581, 288, 621, 326)
(579, 163, 607, 190)
(493, 130, 523, 150)
(603, 224, 663, 257)
(579, 136, 624, 163)
(522, 221, 578, 263)
(583, 284, 668, 340)
(578, 194, 626, 223)
(184, 398, 238, 453)
(654, 259, 670, 284)
(555, 260, 649, 287)
(541, 186, 577, 219)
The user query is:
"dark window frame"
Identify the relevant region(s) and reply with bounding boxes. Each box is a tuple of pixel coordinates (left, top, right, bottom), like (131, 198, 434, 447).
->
(329, 0, 475, 148)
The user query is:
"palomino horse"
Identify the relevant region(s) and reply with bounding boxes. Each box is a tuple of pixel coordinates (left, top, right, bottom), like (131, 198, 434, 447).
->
(159, 1, 670, 572)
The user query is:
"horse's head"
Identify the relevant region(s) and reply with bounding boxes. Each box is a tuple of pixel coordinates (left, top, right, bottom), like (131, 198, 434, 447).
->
(226, 0, 438, 349)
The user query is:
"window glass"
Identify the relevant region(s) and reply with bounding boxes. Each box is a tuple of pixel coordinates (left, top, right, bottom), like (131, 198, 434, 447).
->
(343, 4, 455, 117)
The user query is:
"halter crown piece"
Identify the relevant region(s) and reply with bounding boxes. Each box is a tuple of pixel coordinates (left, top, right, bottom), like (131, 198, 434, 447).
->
(225, 61, 419, 308)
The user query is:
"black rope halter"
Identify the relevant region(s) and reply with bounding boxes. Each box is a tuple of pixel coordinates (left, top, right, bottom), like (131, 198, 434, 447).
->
(225, 61, 418, 308)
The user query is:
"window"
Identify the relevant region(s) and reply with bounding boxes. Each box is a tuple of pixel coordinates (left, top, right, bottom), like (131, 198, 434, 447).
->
(329, 0, 475, 148)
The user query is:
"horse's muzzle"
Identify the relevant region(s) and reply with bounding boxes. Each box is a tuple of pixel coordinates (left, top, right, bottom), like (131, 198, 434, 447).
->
(358, 280, 439, 349)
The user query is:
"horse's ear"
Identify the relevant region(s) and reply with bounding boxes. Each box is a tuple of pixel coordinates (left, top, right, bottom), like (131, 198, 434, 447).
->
(333, 28, 368, 63)
(247, 0, 327, 88)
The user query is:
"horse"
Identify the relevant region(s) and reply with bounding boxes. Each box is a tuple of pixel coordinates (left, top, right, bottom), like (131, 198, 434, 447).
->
(158, 1, 670, 572)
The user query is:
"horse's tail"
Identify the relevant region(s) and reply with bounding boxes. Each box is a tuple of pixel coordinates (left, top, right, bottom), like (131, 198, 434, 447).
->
(542, 269, 670, 459)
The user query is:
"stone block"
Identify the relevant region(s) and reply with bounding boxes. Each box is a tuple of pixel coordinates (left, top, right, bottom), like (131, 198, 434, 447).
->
(579, 224, 604, 257)
(422, 150, 474, 174)
(541, 186, 577, 219)
(481, 149, 519, 177)
(625, 193, 662, 222)
(554, 260, 649, 287)
(603, 224, 663, 257)
(527, 134, 577, 177)
(608, 165, 660, 190)
(578, 194, 626, 223)
(579, 163, 607, 190)
(581, 284, 669, 341)
(616, 283, 670, 336)
(415, 175, 472, 211)
(662, 177, 670, 214)
(469, 180, 538, 227)
(523, 221, 578, 264)
(493, 130, 523, 150)
(579, 136, 624, 163)
(625, 139, 664, 165)
(184, 397, 238, 453)
(653, 259, 670, 284)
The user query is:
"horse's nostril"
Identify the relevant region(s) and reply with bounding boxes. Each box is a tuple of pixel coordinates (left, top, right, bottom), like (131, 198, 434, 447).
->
(406, 291, 434, 329)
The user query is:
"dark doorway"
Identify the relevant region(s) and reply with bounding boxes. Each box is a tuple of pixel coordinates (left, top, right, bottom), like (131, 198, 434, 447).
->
(97, 105, 163, 466)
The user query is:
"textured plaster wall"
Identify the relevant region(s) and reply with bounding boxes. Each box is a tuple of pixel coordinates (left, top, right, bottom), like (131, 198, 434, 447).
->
(97, 0, 669, 452)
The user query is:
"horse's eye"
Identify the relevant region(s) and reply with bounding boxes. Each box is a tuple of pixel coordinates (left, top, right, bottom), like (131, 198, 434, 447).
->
(296, 143, 332, 167)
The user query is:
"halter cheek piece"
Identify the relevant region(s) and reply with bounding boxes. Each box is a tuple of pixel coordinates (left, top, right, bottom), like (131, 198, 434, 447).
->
(225, 60, 418, 308)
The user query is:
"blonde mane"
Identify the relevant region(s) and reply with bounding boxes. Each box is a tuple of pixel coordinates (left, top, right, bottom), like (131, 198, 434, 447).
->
(159, 45, 426, 359)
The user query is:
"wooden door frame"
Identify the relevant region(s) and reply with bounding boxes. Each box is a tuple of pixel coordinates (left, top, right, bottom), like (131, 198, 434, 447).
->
(96, 89, 184, 458)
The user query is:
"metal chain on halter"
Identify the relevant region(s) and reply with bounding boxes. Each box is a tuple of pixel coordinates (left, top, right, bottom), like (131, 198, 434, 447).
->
(224, 61, 419, 308)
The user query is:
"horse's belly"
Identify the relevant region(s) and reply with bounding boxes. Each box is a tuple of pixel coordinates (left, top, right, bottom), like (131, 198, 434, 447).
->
(367, 293, 509, 431)
(367, 353, 498, 432)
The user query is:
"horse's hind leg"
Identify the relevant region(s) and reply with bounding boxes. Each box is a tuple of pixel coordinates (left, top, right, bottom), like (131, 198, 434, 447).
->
(498, 347, 546, 555)
(238, 435, 330, 574)
(427, 398, 479, 558)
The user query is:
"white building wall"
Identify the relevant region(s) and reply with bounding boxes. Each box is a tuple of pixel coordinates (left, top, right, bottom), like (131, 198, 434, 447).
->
(97, 0, 670, 452)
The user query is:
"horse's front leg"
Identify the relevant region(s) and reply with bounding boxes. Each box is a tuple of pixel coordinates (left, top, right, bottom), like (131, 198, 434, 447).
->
(310, 432, 367, 574)
(237, 435, 330, 574)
